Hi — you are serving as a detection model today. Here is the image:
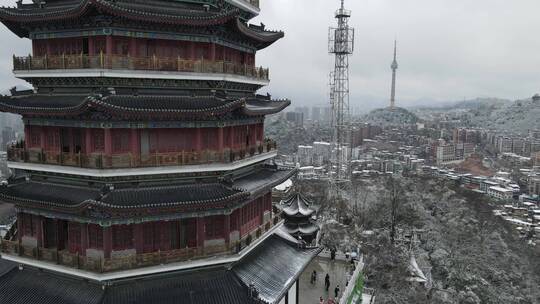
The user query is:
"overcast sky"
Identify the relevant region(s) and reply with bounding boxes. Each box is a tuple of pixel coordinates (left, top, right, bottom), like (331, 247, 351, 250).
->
(0, 0, 539, 110)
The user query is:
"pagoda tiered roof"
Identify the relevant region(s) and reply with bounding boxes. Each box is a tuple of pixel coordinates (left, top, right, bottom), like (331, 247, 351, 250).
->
(0, 167, 295, 223)
(0, 0, 283, 48)
(279, 193, 319, 240)
(0, 93, 291, 120)
(281, 193, 316, 218)
(0, 0, 239, 26)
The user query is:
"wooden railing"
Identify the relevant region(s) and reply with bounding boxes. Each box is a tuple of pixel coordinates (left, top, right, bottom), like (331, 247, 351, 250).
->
(0, 216, 280, 273)
(13, 54, 269, 80)
(7, 140, 277, 169)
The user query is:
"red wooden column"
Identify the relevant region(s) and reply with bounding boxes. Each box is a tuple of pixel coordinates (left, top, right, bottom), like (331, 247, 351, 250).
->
(39, 127, 46, 150)
(88, 37, 95, 56)
(189, 41, 196, 60)
(250, 125, 257, 148)
(228, 127, 234, 149)
(224, 214, 230, 245)
(134, 224, 144, 254)
(105, 35, 113, 69)
(80, 223, 88, 256)
(46, 41, 52, 56)
(16, 213, 23, 245)
(103, 226, 112, 259)
(196, 217, 205, 249)
(68, 128, 75, 154)
(24, 127, 30, 149)
(129, 37, 137, 57)
(84, 129, 92, 154)
(195, 128, 202, 153)
(210, 43, 216, 61)
(36, 216, 43, 248)
(259, 197, 264, 225)
(104, 129, 112, 155)
(218, 128, 224, 158)
(130, 129, 140, 166)
(106, 36, 113, 56)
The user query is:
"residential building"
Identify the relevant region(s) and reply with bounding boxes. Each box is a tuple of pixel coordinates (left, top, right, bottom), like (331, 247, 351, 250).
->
(297, 145, 314, 166)
(487, 186, 514, 201)
(529, 176, 540, 196)
(285, 111, 304, 127)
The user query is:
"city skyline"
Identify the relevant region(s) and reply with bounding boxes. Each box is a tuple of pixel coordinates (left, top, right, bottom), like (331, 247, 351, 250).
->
(252, 0, 540, 108)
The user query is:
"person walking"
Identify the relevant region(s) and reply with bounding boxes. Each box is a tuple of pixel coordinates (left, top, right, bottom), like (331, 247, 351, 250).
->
(324, 274, 330, 291)
(310, 270, 317, 284)
(334, 285, 340, 298)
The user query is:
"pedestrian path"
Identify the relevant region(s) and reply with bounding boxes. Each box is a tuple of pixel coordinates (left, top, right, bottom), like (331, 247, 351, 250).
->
(299, 256, 353, 304)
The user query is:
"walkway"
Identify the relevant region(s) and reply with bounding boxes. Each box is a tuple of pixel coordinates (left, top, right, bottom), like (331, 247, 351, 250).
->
(299, 256, 354, 304)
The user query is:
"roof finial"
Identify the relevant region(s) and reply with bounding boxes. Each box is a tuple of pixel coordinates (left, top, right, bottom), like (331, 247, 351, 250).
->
(341, 0, 345, 9)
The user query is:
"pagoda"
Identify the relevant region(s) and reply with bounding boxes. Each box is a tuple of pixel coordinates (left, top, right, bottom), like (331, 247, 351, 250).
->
(280, 193, 319, 244)
(0, 1, 320, 303)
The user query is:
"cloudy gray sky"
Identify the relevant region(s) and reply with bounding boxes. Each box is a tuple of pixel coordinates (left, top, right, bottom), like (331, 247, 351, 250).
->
(0, 0, 539, 110)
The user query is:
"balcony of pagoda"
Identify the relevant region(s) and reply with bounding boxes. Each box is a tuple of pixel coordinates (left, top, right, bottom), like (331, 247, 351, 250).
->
(1, 207, 283, 274)
(12, 54, 269, 85)
(7, 140, 277, 170)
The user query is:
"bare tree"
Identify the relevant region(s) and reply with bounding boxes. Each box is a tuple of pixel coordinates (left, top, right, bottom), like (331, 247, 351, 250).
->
(386, 176, 400, 245)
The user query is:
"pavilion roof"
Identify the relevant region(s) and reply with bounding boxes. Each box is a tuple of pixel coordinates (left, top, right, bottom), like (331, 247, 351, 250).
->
(0, 93, 290, 120)
(0, 167, 295, 221)
(283, 221, 320, 236)
(0, 0, 283, 48)
(280, 193, 316, 218)
(232, 234, 321, 304)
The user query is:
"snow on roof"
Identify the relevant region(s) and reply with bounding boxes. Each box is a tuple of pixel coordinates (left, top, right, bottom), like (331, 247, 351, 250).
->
(274, 179, 293, 192)
(489, 186, 513, 193)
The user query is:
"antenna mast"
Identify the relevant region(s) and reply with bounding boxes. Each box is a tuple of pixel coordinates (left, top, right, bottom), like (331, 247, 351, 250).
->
(329, 0, 354, 183)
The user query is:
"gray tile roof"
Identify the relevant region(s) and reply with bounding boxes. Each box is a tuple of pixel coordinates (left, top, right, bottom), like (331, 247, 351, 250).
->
(0, 94, 289, 119)
(0, 260, 259, 304)
(0, 167, 294, 217)
(0, 231, 320, 304)
(232, 234, 321, 304)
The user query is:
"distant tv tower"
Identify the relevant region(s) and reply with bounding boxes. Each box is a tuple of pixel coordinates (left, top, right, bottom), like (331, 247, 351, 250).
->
(390, 40, 398, 109)
(328, 0, 354, 182)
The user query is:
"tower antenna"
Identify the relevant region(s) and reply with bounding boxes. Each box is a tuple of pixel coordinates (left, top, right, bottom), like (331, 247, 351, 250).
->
(390, 39, 399, 109)
(328, 0, 354, 186)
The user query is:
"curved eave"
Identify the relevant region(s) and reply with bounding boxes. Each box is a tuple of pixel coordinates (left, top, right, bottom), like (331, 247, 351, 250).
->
(0, 0, 241, 37)
(235, 19, 284, 50)
(242, 99, 291, 116)
(0, 186, 250, 216)
(0, 95, 246, 120)
(282, 209, 315, 218)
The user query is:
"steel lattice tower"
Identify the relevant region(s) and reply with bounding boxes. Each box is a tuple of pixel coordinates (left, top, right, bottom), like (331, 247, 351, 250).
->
(329, 0, 354, 182)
